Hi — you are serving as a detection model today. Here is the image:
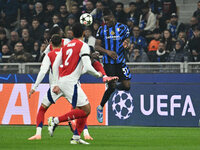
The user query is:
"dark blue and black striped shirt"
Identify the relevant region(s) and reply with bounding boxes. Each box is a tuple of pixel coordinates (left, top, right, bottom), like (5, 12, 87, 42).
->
(96, 22, 130, 64)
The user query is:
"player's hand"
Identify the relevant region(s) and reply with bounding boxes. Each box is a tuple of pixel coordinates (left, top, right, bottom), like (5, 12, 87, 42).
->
(123, 39, 130, 49)
(44, 39, 50, 46)
(29, 89, 35, 98)
(53, 86, 61, 95)
(107, 51, 118, 60)
(91, 51, 99, 59)
(98, 71, 103, 78)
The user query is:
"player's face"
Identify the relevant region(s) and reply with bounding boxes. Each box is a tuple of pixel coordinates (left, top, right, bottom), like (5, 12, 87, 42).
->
(164, 30, 170, 39)
(133, 27, 140, 37)
(198, 2, 200, 9)
(103, 15, 115, 27)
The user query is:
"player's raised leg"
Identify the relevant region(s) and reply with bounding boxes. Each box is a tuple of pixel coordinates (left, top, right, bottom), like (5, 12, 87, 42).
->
(48, 104, 90, 144)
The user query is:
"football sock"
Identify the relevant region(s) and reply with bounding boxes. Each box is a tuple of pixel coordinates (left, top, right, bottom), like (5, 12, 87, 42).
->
(84, 124, 88, 129)
(83, 128, 89, 136)
(83, 124, 89, 135)
(72, 134, 80, 140)
(54, 117, 59, 124)
(92, 61, 106, 76)
(35, 105, 47, 135)
(36, 105, 47, 128)
(100, 87, 115, 107)
(36, 127, 42, 135)
(74, 117, 87, 135)
(58, 109, 87, 123)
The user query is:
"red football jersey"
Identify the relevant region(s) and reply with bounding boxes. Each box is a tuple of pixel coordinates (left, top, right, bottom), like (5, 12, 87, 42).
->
(48, 48, 62, 73)
(60, 39, 83, 77)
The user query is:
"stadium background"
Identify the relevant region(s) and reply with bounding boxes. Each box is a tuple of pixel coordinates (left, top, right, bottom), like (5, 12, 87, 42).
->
(0, 0, 200, 127)
(0, 73, 200, 127)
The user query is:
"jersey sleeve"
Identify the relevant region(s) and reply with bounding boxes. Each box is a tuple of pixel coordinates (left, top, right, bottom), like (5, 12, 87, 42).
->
(32, 55, 51, 90)
(63, 38, 71, 45)
(124, 25, 130, 39)
(80, 43, 101, 78)
(44, 44, 50, 54)
(96, 26, 103, 40)
(52, 49, 63, 86)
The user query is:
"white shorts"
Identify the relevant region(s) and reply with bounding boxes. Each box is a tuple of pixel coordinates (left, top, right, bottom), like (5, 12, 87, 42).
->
(42, 78, 89, 108)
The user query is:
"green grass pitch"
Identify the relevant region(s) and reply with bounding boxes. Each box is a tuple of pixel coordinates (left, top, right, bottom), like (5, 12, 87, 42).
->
(0, 125, 199, 150)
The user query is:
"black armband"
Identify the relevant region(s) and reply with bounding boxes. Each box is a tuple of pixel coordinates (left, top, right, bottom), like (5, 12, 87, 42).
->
(81, 53, 91, 58)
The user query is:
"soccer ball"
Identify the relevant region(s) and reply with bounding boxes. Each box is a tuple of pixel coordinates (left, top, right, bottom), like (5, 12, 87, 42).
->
(80, 13, 93, 26)
(112, 91, 134, 120)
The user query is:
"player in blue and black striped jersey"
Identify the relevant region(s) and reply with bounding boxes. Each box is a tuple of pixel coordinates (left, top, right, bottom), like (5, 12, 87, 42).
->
(95, 8, 131, 123)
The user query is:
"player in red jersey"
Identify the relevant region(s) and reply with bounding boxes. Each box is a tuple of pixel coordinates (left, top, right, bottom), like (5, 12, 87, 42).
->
(45, 26, 117, 139)
(44, 26, 118, 83)
(44, 26, 118, 139)
(47, 23, 102, 144)
(28, 35, 64, 140)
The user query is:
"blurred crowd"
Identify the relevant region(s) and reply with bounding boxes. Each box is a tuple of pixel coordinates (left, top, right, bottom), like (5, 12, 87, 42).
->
(0, 0, 200, 63)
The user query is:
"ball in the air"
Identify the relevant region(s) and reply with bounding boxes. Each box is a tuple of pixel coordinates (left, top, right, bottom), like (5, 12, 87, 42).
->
(80, 13, 93, 26)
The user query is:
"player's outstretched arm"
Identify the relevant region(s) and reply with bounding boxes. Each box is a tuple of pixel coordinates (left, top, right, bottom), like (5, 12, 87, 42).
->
(30, 55, 51, 98)
(81, 44, 102, 78)
(82, 55, 102, 78)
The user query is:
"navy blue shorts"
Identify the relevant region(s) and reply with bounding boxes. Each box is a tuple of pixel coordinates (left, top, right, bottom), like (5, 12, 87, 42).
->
(103, 63, 131, 82)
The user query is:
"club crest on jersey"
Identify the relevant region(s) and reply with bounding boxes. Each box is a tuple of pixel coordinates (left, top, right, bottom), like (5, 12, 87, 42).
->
(110, 31, 115, 35)
(117, 28, 120, 32)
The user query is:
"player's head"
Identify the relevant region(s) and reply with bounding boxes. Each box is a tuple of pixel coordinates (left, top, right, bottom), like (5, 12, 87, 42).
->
(72, 23, 84, 38)
(103, 8, 115, 27)
(51, 34, 62, 47)
(50, 25, 63, 37)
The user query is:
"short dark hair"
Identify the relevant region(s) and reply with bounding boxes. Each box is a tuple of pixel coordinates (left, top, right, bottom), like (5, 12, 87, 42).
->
(72, 23, 83, 38)
(46, 1, 54, 6)
(103, 8, 113, 16)
(129, 2, 136, 6)
(116, 2, 124, 8)
(32, 18, 39, 23)
(50, 26, 61, 37)
(141, 2, 149, 9)
(51, 34, 62, 47)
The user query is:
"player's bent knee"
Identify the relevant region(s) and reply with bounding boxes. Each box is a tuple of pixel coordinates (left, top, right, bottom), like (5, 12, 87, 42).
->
(79, 103, 91, 116)
(122, 80, 131, 91)
(41, 103, 49, 109)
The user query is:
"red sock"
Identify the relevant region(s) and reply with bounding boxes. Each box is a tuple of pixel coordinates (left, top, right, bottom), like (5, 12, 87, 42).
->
(69, 106, 87, 129)
(75, 117, 87, 135)
(58, 109, 87, 122)
(36, 105, 47, 128)
(92, 61, 106, 76)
